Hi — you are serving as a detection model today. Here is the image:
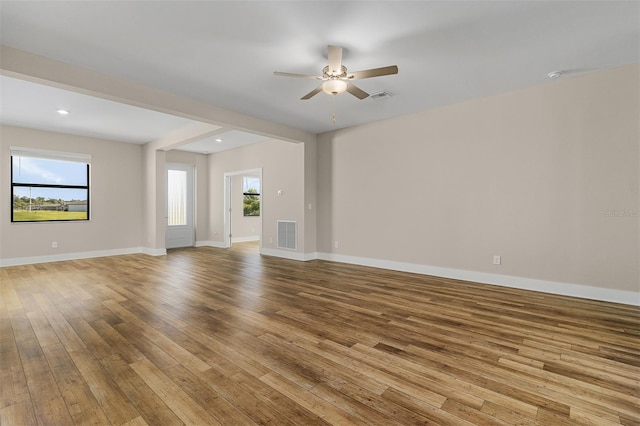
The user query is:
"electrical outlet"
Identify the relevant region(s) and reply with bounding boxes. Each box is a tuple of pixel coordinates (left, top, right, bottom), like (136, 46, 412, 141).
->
(493, 255, 501, 265)
(334, 240, 339, 249)
(52, 242, 58, 249)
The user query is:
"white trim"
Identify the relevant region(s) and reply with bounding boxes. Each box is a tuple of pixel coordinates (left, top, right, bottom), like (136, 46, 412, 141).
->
(141, 247, 167, 256)
(3, 246, 634, 306)
(0, 247, 148, 267)
(232, 236, 260, 243)
(316, 252, 639, 307)
(10, 146, 92, 163)
(195, 240, 226, 248)
(303, 251, 319, 261)
(260, 247, 316, 261)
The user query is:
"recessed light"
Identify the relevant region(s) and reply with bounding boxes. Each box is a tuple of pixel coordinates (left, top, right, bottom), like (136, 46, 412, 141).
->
(215, 138, 223, 143)
(547, 71, 562, 79)
(56, 109, 70, 115)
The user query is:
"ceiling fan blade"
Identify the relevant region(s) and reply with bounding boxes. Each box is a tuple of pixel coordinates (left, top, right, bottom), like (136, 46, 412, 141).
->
(274, 71, 322, 80)
(348, 65, 398, 80)
(327, 45, 343, 76)
(346, 82, 369, 100)
(301, 85, 323, 100)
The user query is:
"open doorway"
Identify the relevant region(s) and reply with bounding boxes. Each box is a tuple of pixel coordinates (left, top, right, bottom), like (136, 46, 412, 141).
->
(224, 168, 262, 249)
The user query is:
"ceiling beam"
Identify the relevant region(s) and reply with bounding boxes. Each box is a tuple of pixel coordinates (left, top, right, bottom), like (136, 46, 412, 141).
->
(149, 122, 223, 152)
(0, 45, 316, 144)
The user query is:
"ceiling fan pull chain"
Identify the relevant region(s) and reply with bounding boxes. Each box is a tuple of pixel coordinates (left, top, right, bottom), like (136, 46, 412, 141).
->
(332, 95, 337, 124)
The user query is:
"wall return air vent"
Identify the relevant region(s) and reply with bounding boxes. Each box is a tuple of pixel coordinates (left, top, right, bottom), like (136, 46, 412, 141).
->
(277, 220, 296, 250)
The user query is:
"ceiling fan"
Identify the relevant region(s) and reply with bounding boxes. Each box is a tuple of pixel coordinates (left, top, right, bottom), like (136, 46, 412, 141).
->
(274, 45, 398, 100)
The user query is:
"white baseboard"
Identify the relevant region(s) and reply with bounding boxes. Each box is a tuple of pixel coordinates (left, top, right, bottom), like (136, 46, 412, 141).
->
(196, 238, 260, 247)
(141, 247, 167, 256)
(232, 236, 260, 243)
(0, 247, 147, 267)
(3, 245, 635, 306)
(261, 248, 318, 261)
(316, 252, 639, 307)
(195, 240, 226, 248)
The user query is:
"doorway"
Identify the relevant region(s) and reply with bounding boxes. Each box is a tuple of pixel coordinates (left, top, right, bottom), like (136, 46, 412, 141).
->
(166, 163, 195, 249)
(224, 168, 262, 248)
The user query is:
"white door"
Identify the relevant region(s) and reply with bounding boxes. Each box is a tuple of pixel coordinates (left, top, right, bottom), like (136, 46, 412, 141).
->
(166, 164, 194, 249)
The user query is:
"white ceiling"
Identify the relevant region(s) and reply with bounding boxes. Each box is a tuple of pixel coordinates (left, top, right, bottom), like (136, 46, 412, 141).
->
(0, 74, 272, 153)
(0, 1, 638, 153)
(0, 75, 198, 144)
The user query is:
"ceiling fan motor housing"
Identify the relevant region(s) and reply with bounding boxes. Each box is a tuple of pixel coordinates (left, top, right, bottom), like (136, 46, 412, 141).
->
(323, 65, 348, 79)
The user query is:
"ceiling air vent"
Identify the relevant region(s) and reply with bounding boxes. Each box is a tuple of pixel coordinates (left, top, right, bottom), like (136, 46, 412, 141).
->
(369, 91, 392, 100)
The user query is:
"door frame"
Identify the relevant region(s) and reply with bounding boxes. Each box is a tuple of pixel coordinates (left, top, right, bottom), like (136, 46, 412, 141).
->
(166, 163, 195, 249)
(224, 168, 262, 249)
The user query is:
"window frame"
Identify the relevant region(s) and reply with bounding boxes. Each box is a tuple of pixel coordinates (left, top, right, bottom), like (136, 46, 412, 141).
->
(10, 148, 91, 223)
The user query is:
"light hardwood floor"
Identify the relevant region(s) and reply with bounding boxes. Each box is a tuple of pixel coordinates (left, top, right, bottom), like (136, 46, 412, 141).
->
(1, 243, 639, 425)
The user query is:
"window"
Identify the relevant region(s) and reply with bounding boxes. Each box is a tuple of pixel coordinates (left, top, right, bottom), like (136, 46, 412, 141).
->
(167, 169, 187, 226)
(242, 176, 260, 216)
(11, 147, 91, 222)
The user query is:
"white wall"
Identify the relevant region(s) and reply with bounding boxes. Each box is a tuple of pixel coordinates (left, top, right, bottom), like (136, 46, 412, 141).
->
(317, 64, 639, 301)
(0, 125, 143, 263)
(141, 144, 165, 253)
(304, 140, 317, 256)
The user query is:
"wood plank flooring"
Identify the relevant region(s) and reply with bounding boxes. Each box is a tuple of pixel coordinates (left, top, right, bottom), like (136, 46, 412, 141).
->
(1, 242, 639, 425)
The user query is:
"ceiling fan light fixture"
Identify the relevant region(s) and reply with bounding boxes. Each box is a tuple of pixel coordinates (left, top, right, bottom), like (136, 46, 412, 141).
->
(274, 45, 397, 101)
(322, 79, 347, 95)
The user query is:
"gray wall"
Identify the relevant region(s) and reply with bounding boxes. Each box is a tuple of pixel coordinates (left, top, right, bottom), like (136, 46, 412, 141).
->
(317, 63, 639, 293)
(208, 139, 305, 252)
(1, 125, 143, 259)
